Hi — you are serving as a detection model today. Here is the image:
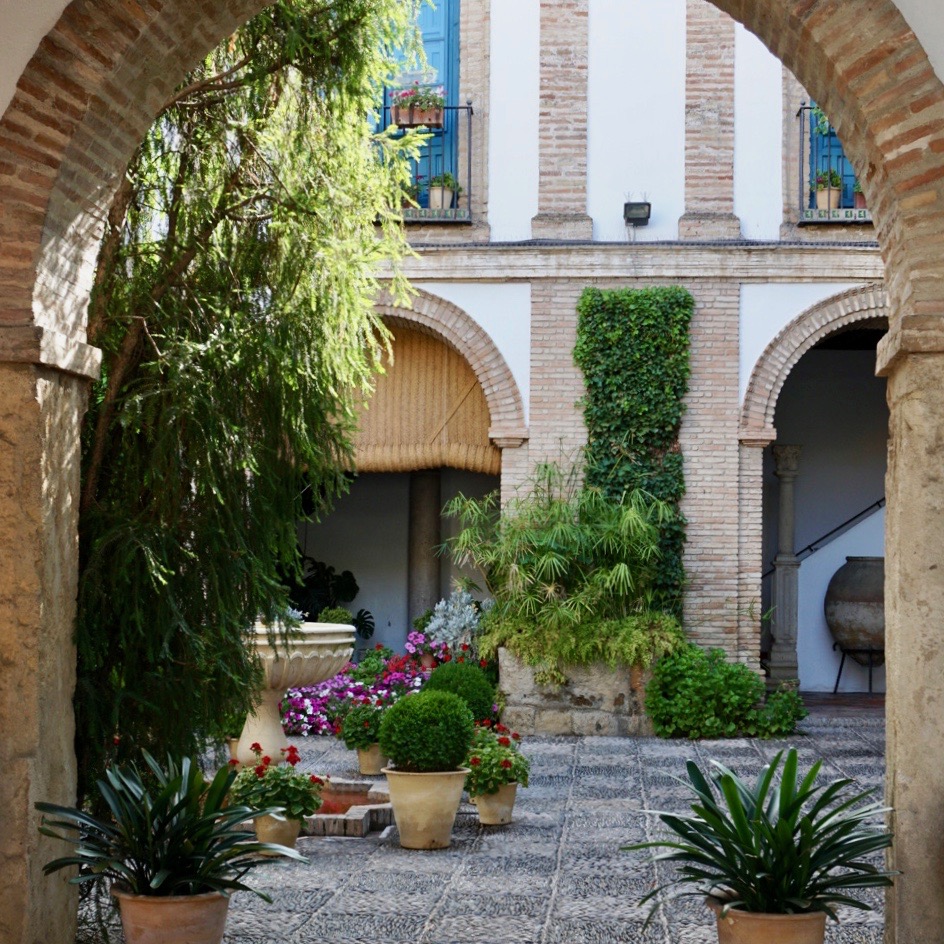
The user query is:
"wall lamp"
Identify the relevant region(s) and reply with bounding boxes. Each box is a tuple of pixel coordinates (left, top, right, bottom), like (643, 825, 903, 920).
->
(623, 201, 651, 226)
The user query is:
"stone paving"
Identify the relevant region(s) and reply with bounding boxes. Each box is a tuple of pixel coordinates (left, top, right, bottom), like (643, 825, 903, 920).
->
(75, 713, 886, 943)
(216, 714, 886, 944)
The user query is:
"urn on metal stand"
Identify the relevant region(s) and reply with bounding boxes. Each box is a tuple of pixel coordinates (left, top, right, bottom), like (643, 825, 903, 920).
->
(236, 621, 354, 766)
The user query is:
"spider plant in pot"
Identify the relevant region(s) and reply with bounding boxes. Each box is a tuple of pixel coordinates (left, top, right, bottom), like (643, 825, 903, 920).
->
(36, 751, 304, 944)
(378, 689, 474, 849)
(624, 748, 896, 944)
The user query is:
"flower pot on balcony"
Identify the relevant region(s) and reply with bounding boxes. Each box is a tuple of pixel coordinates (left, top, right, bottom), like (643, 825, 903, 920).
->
(391, 105, 443, 128)
(428, 186, 455, 210)
(854, 192, 867, 209)
(815, 188, 841, 210)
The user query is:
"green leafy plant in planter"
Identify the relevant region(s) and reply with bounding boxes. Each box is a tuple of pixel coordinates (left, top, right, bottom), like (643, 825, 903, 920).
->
(465, 722, 531, 826)
(813, 169, 842, 191)
(645, 645, 807, 739)
(378, 690, 475, 849)
(229, 744, 326, 821)
(428, 172, 462, 194)
(340, 701, 389, 751)
(445, 462, 686, 685)
(624, 748, 896, 943)
(36, 751, 303, 944)
(423, 661, 496, 722)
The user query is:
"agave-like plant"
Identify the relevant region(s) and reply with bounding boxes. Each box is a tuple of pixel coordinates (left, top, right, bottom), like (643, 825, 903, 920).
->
(625, 748, 896, 923)
(36, 751, 304, 899)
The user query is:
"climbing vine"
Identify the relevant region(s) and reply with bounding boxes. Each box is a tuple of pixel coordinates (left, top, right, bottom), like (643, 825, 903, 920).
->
(574, 286, 694, 616)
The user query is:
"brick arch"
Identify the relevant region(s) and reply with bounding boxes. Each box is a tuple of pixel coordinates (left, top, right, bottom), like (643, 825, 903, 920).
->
(707, 0, 944, 368)
(740, 283, 888, 437)
(374, 289, 528, 444)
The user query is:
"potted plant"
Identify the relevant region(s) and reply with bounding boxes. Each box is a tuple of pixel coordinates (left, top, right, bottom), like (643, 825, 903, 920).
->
(229, 743, 326, 850)
(379, 689, 475, 849)
(465, 722, 530, 825)
(36, 751, 303, 944)
(813, 169, 842, 210)
(624, 748, 896, 944)
(428, 172, 462, 210)
(340, 700, 391, 775)
(404, 628, 449, 670)
(853, 179, 867, 209)
(390, 82, 446, 127)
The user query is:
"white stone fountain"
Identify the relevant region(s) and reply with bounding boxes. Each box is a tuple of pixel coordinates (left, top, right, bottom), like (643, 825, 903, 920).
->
(236, 620, 354, 766)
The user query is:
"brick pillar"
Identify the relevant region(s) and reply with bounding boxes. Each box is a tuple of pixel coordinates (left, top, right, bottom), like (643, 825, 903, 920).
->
(491, 433, 530, 507)
(0, 358, 91, 944)
(531, 0, 593, 241)
(679, 283, 740, 655)
(678, 0, 741, 240)
(738, 432, 774, 671)
(882, 350, 944, 943)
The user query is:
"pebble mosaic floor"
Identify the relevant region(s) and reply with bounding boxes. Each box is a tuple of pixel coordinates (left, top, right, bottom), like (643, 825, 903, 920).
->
(77, 714, 886, 944)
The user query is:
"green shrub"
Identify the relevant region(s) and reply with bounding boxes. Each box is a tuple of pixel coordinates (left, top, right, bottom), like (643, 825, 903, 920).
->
(423, 661, 496, 722)
(378, 690, 474, 772)
(318, 606, 353, 624)
(645, 645, 807, 739)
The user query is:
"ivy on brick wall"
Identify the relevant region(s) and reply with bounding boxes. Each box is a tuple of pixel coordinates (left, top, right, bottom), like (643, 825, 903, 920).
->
(574, 286, 694, 616)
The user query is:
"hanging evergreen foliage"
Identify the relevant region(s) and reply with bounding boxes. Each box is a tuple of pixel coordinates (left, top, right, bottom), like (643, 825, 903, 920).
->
(574, 286, 694, 616)
(75, 0, 423, 799)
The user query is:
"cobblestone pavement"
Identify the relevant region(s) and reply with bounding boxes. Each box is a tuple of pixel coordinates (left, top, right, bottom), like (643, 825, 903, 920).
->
(213, 715, 886, 944)
(75, 715, 886, 943)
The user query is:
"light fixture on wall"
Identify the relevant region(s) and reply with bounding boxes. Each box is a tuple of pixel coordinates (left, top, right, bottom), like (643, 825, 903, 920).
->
(623, 201, 651, 226)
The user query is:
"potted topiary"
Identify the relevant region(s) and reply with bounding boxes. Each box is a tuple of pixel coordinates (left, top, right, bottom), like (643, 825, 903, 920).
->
(465, 722, 530, 826)
(423, 660, 496, 723)
(229, 743, 326, 850)
(340, 700, 390, 775)
(624, 748, 896, 944)
(379, 689, 475, 849)
(428, 172, 462, 210)
(36, 751, 304, 944)
(813, 169, 842, 210)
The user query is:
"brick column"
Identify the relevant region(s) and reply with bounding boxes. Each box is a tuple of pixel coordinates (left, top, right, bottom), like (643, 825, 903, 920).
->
(737, 432, 774, 671)
(0, 357, 93, 944)
(679, 283, 740, 654)
(678, 0, 741, 240)
(531, 0, 593, 241)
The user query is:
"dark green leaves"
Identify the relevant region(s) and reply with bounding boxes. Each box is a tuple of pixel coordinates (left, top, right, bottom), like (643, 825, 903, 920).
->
(624, 748, 896, 922)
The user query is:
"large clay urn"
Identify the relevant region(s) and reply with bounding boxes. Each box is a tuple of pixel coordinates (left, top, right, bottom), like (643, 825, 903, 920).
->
(236, 621, 354, 766)
(823, 556, 885, 666)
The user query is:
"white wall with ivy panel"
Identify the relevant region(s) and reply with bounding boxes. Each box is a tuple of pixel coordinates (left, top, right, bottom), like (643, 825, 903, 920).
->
(734, 23, 783, 240)
(587, 0, 686, 242)
(487, 0, 539, 242)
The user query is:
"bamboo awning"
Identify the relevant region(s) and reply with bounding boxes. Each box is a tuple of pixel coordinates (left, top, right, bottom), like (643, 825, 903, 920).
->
(354, 324, 500, 475)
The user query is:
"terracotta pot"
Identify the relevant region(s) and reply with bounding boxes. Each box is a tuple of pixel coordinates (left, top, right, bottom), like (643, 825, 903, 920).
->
(382, 767, 469, 849)
(824, 556, 885, 665)
(472, 782, 518, 825)
(854, 191, 867, 209)
(357, 743, 388, 776)
(253, 813, 302, 851)
(815, 187, 841, 210)
(111, 887, 229, 944)
(420, 653, 437, 670)
(391, 104, 443, 127)
(709, 900, 826, 944)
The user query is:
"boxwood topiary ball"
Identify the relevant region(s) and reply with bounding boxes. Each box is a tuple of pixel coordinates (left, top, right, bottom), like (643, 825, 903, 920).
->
(379, 690, 474, 772)
(423, 661, 496, 723)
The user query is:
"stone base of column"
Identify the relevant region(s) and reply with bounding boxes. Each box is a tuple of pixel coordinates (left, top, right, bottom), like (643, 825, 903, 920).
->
(531, 212, 593, 241)
(678, 212, 742, 240)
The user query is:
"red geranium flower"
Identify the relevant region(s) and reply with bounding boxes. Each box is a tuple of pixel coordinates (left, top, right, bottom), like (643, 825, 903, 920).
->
(228, 758, 239, 766)
(461, 643, 470, 652)
(261, 755, 272, 766)
(500, 759, 513, 769)
(479, 659, 488, 668)
(498, 736, 511, 747)
(470, 756, 481, 766)
(254, 765, 266, 778)
(310, 775, 324, 785)
(512, 732, 521, 741)
(250, 742, 262, 753)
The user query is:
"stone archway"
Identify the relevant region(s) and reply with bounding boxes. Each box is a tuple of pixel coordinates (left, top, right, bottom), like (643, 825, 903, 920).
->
(3, 1, 944, 941)
(739, 284, 889, 690)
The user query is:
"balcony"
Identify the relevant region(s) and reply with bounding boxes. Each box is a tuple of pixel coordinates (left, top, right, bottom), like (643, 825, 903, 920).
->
(384, 102, 474, 224)
(797, 103, 872, 225)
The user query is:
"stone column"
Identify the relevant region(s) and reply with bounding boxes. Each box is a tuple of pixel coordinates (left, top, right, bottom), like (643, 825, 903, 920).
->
(882, 352, 944, 943)
(530, 0, 593, 241)
(678, 0, 742, 240)
(407, 470, 442, 626)
(0, 338, 98, 944)
(769, 444, 801, 683)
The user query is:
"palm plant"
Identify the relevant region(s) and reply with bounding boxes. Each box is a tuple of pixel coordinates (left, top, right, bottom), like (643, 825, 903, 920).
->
(36, 752, 303, 899)
(624, 748, 895, 924)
